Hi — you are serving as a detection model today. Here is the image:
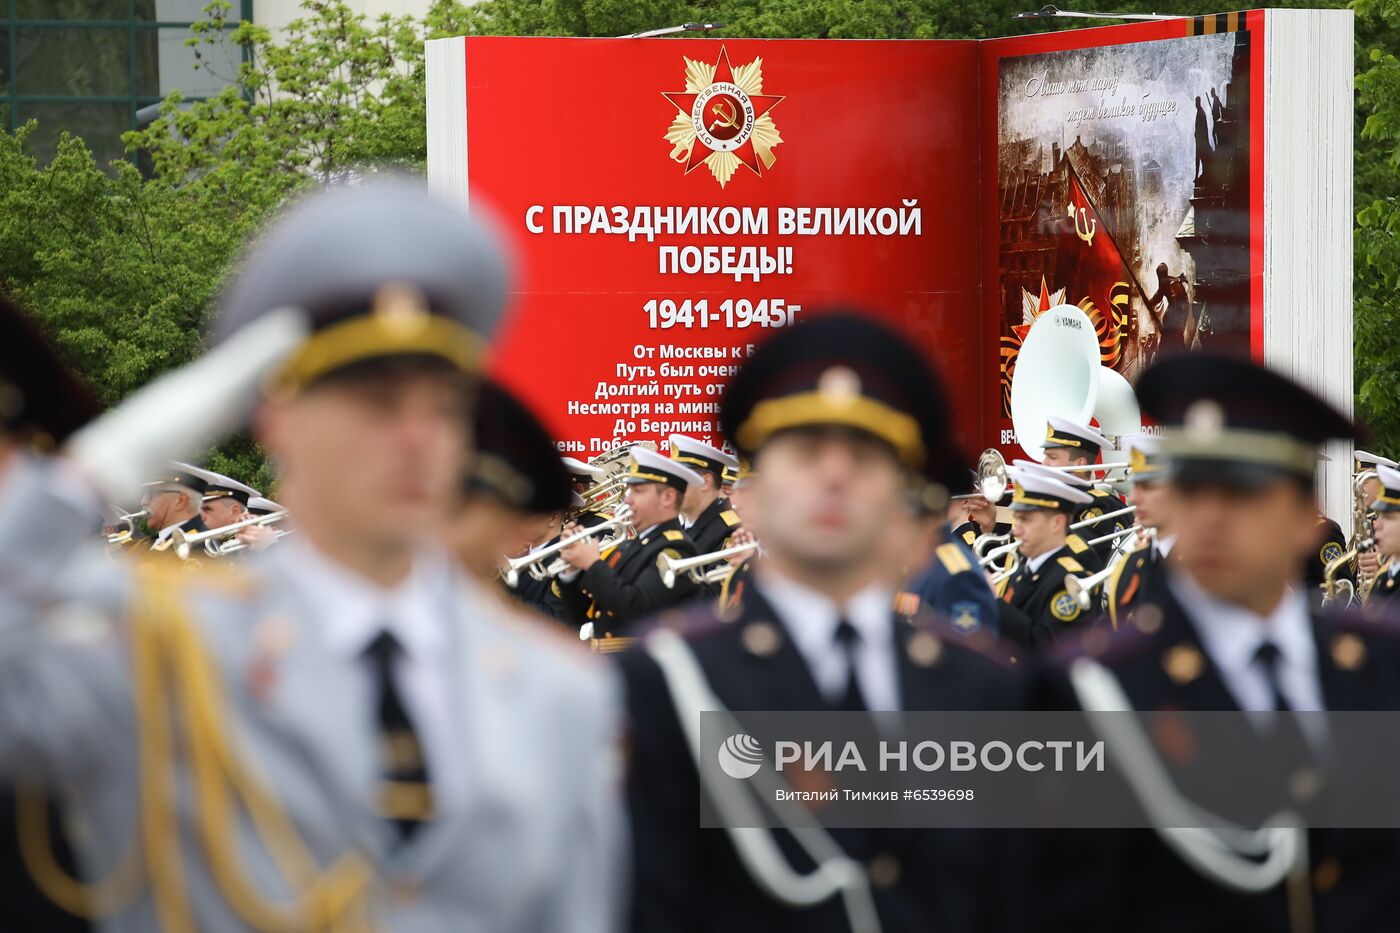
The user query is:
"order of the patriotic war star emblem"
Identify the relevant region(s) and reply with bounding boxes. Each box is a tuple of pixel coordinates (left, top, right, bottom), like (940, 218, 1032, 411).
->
(663, 46, 784, 188)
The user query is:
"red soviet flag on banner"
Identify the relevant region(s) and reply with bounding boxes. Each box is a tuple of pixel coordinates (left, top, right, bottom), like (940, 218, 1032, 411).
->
(1051, 158, 1143, 371)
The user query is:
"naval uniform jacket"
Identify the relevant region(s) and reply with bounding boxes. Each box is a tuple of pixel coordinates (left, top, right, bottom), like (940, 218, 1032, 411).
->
(616, 586, 1030, 933)
(1304, 516, 1354, 596)
(558, 516, 700, 634)
(1367, 563, 1400, 607)
(999, 544, 1094, 650)
(685, 497, 741, 555)
(1106, 538, 1169, 629)
(1073, 487, 1130, 566)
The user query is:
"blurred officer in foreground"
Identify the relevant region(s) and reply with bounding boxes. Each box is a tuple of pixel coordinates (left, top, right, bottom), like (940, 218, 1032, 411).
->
(1039, 352, 1400, 932)
(618, 312, 1026, 933)
(446, 377, 574, 621)
(0, 291, 98, 932)
(900, 481, 999, 637)
(0, 180, 622, 931)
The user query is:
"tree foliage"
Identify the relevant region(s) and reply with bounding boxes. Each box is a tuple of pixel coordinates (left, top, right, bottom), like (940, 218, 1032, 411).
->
(0, 0, 1395, 486)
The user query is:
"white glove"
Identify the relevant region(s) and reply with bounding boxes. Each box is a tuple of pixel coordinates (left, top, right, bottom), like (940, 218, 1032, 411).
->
(66, 307, 308, 504)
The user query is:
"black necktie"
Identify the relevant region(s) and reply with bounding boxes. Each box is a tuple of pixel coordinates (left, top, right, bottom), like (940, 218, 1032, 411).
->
(364, 630, 433, 842)
(1253, 640, 1292, 713)
(833, 619, 867, 712)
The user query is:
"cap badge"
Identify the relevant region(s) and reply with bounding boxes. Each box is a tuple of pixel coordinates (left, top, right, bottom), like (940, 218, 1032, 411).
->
(817, 366, 861, 408)
(372, 282, 430, 337)
(1184, 399, 1225, 439)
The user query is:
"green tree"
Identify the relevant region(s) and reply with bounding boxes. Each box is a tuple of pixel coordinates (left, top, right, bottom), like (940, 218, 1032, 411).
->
(1355, 0, 1400, 458)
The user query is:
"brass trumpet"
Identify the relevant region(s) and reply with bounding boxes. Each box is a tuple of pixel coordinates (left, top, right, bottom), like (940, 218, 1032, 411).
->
(172, 511, 287, 560)
(106, 508, 148, 545)
(539, 530, 630, 578)
(214, 525, 292, 556)
(503, 505, 633, 586)
(660, 541, 759, 589)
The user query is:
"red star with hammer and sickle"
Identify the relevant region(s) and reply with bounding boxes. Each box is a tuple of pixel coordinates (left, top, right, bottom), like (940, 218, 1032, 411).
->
(663, 46, 784, 177)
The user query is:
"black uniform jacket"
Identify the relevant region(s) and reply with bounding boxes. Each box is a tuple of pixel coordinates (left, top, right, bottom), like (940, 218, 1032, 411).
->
(616, 586, 1031, 933)
(558, 516, 700, 634)
(1032, 583, 1400, 933)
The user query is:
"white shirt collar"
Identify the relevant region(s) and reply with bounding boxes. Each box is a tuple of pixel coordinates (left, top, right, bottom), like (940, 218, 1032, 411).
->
(1025, 546, 1061, 575)
(1155, 533, 1176, 557)
(1389, 561, 1400, 579)
(757, 567, 900, 712)
(1169, 570, 1323, 713)
(278, 537, 450, 665)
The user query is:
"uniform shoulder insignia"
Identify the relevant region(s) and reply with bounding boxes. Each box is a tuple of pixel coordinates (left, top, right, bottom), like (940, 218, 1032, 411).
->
(1320, 541, 1345, 565)
(720, 509, 741, 527)
(1066, 534, 1089, 554)
(1057, 556, 1084, 574)
(663, 529, 686, 541)
(1049, 589, 1083, 622)
(1078, 507, 1103, 521)
(935, 543, 972, 575)
(1091, 488, 1112, 499)
(550, 580, 563, 598)
(960, 528, 976, 547)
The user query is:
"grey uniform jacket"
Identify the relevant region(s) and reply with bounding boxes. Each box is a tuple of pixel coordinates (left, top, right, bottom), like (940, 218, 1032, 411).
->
(0, 454, 625, 932)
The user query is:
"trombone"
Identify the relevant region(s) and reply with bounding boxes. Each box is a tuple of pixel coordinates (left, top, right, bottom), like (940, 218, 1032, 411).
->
(503, 505, 633, 586)
(1064, 526, 1151, 610)
(988, 551, 1020, 588)
(660, 541, 759, 589)
(172, 511, 287, 560)
(972, 530, 1011, 558)
(978, 539, 1020, 569)
(1069, 503, 1136, 532)
(1082, 523, 1143, 550)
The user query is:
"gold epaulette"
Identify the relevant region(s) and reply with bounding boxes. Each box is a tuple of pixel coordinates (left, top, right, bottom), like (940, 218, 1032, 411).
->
(663, 529, 685, 541)
(720, 510, 741, 527)
(1066, 534, 1090, 554)
(934, 542, 971, 575)
(1057, 556, 1085, 574)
